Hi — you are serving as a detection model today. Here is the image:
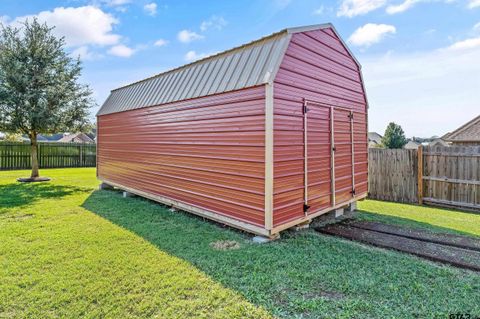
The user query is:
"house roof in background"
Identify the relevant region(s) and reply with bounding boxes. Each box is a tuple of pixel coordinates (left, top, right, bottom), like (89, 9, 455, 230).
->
(368, 132, 383, 144)
(97, 23, 357, 116)
(443, 114, 480, 142)
(404, 140, 421, 149)
(57, 132, 94, 143)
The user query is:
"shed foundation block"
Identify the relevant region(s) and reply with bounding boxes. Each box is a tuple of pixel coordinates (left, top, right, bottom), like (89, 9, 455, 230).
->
(293, 220, 311, 231)
(99, 182, 114, 190)
(335, 208, 344, 218)
(123, 191, 135, 198)
(346, 201, 357, 212)
(252, 234, 280, 243)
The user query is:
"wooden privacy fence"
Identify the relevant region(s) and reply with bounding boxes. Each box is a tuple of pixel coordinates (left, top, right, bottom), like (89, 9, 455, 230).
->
(422, 145, 480, 210)
(368, 148, 418, 203)
(0, 142, 96, 170)
(368, 146, 480, 211)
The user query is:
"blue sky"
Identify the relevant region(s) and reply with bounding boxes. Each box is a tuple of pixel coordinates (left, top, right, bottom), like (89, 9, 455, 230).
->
(1, 0, 479, 137)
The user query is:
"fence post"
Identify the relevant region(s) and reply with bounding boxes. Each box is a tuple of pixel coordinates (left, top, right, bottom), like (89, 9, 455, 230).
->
(417, 145, 423, 205)
(79, 144, 83, 167)
(38, 143, 41, 168)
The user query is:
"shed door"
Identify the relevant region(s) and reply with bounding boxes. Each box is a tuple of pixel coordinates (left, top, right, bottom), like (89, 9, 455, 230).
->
(304, 101, 355, 215)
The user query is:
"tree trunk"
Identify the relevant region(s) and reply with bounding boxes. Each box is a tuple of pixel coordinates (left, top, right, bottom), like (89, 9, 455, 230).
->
(30, 133, 40, 179)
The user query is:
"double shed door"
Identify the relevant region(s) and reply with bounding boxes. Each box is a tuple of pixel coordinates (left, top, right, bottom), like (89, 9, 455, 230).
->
(303, 101, 356, 214)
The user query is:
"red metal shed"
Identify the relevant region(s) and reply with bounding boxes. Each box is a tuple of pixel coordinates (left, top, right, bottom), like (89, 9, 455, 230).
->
(97, 24, 368, 238)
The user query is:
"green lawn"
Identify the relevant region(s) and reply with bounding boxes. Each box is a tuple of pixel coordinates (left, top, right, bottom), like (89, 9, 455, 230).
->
(1, 168, 479, 319)
(358, 200, 480, 237)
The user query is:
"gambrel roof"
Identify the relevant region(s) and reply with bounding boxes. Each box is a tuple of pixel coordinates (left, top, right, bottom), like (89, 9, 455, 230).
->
(97, 23, 358, 116)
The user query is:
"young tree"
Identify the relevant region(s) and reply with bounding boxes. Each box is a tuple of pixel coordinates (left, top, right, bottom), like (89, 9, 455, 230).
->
(381, 122, 408, 149)
(0, 19, 94, 180)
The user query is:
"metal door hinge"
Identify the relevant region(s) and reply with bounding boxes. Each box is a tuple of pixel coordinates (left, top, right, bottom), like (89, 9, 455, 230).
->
(332, 146, 336, 152)
(303, 105, 309, 114)
(303, 203, 310, 212)
(351, 188, 356, 195)
(348, 112, 354, 119)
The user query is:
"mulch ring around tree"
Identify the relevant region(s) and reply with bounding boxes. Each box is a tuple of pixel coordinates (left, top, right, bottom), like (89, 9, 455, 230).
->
(17, 177, 51, 183)
(315, 220, 480, 272)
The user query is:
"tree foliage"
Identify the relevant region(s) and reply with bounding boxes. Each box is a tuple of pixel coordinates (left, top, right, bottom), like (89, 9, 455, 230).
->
(3, 133, 23, 142)
(381, 122, 408, 149)
(0, 19, 94, 178)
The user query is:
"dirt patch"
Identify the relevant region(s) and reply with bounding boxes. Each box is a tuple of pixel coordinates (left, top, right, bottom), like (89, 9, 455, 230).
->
(210, 240, 240, 251)
(316, 224, 480, 272)
(303, 289, 345, 300)
(345, 220, 480, 252)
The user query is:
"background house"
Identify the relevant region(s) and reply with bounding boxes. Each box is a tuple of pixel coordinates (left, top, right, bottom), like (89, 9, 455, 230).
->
(57, 132, 94, 143)
(443, 115, 480, 146)
(428, 138, 449, 147)
(368, 132, 383, 148)
(404, 140, 421, 149)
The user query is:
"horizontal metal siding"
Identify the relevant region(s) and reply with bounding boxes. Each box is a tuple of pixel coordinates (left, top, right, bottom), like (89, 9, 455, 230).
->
(272, 28, 368, 227)
(98, 86, 266, 227)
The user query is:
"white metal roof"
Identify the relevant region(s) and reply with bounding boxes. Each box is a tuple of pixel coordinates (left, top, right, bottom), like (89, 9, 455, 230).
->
(97, 23, 355, 116)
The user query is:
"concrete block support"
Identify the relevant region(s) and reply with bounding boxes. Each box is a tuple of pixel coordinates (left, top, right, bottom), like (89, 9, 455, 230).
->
(123, 191, 135, 198)
(99, 182, 114, 190)
(293, 220, 311, 231)
(346, 201, 357, 212)
(252, 234, 280, 243)
(335, 208, 344, 218)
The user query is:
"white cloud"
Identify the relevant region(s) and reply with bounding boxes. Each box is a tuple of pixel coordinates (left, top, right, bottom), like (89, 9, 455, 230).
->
(337, 0, 386, 17)
(184, 50, 207, 61)
(0, 15, 10, 25)
(348, 23, 396, 47)
(424, 28, 436, 35)
(143, 2, 157, 16)
(70, 46, 97, 61)
(313, 6, 325, 15)
(447, 37, 480, 50)
(184, 50, 216, 62)
(386, 0, 420, 14)
(474, 21, 480, 31)
(200, 16, 227, 32)
(11, 6, 120, 47)
(154, 38, 168, 47)
(468, 0, 480, 8)
(103, 0, 130, 6)
(362, 45, 480, 137)
(177, 30, 204, 43)
(108, 44, 135, 57)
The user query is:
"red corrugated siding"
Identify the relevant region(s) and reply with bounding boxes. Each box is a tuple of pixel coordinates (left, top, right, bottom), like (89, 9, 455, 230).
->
(98, 86, 266, 227)
(273, 28, 368, 227)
